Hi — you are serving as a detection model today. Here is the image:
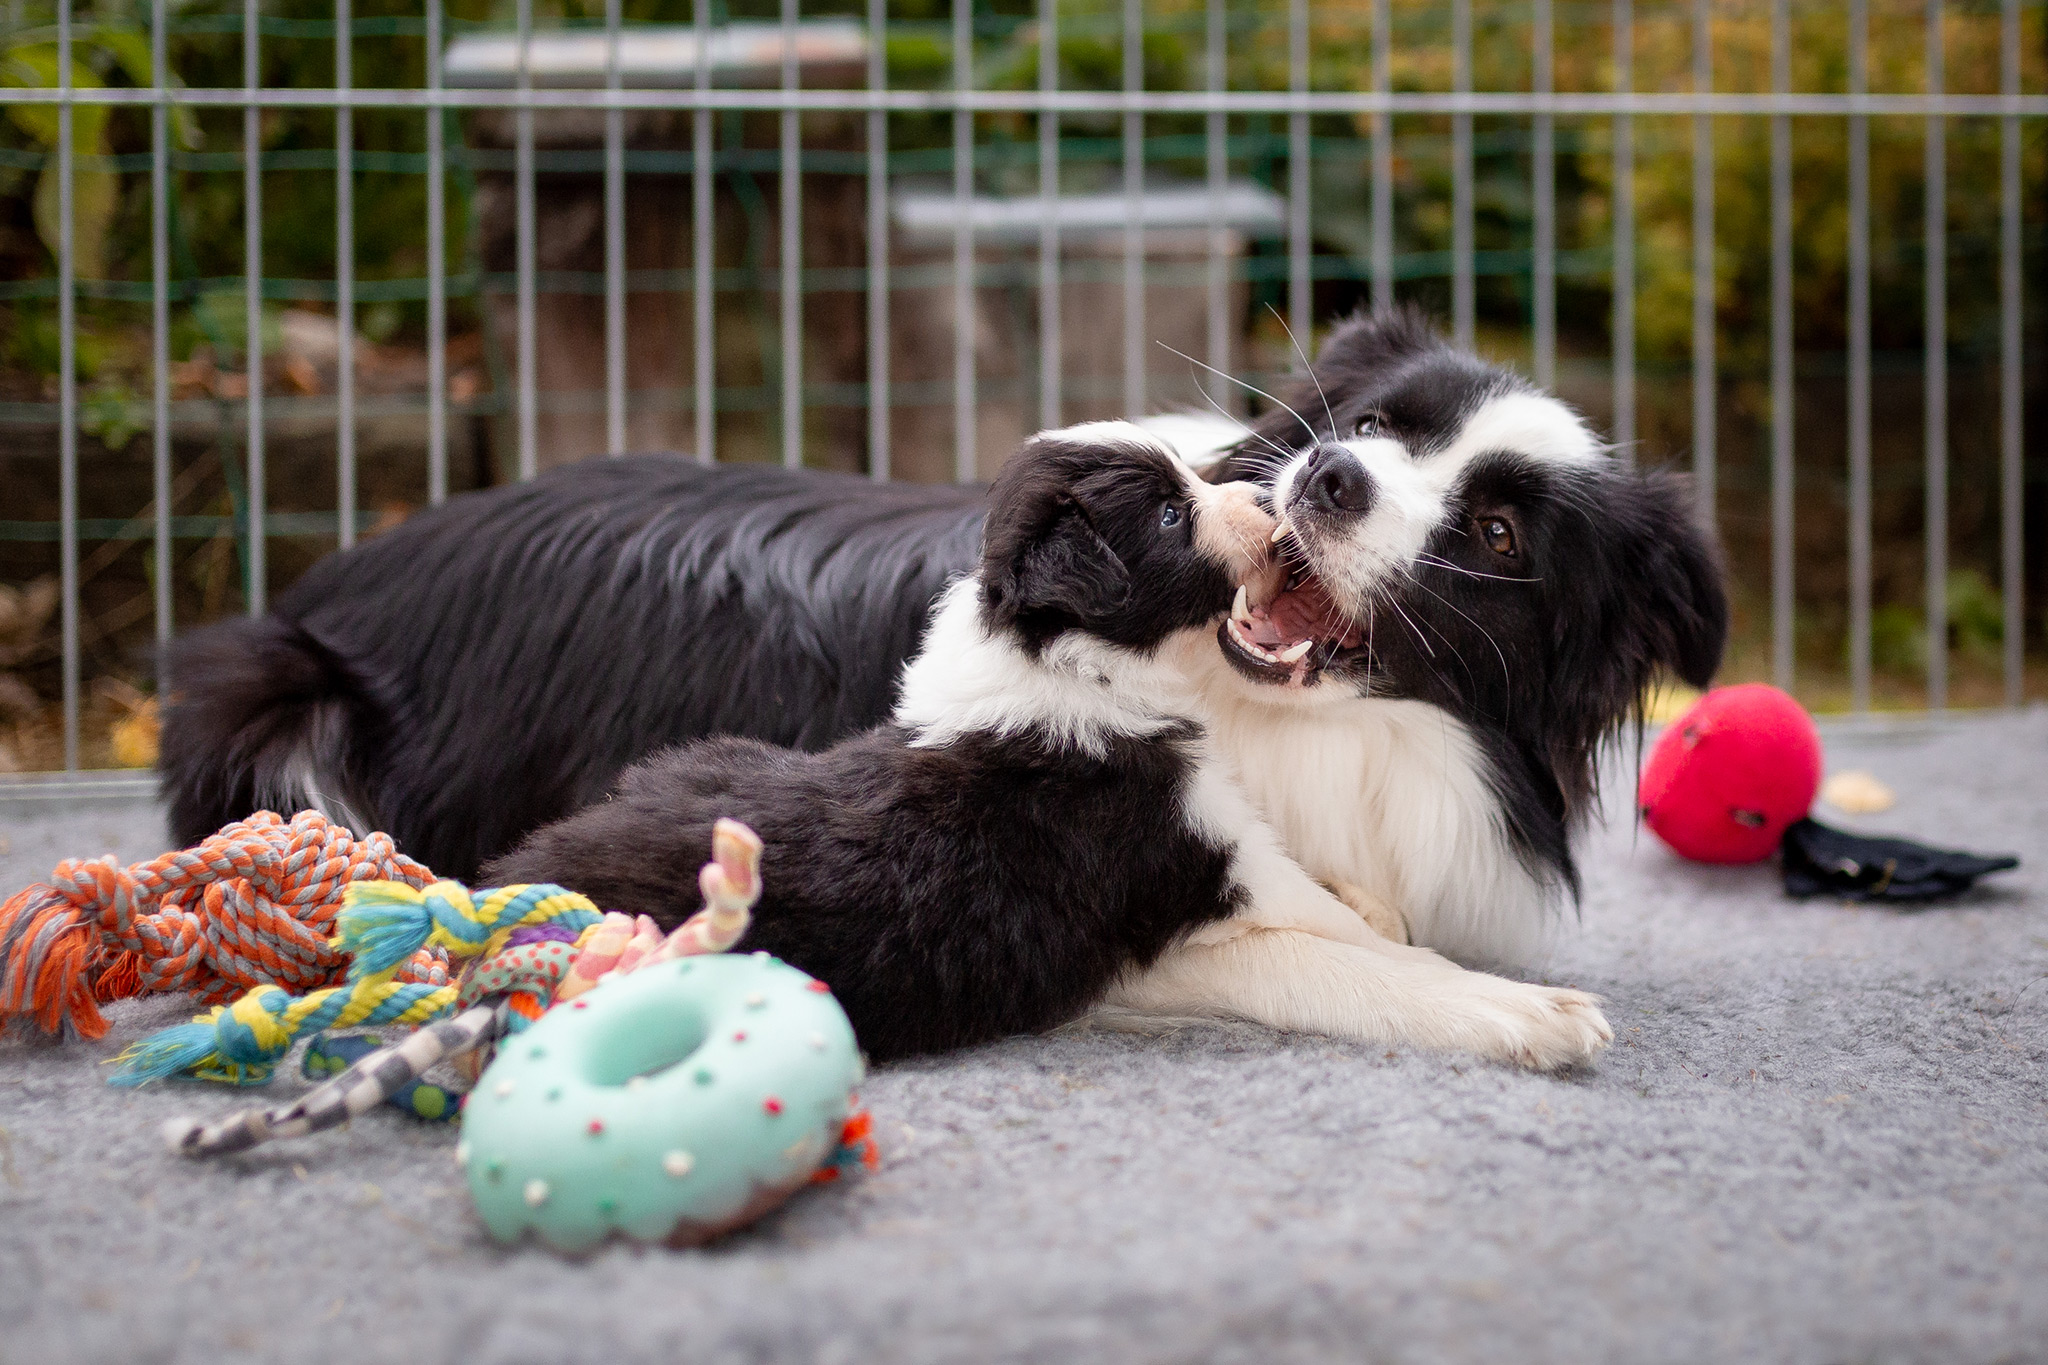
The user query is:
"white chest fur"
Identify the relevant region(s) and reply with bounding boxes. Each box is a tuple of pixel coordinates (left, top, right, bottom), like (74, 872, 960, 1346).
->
(1168, 638, 1555, 967)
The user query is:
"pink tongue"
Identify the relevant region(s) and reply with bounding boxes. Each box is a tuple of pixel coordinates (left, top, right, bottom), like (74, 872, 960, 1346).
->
(1257, 578, 1362, 650)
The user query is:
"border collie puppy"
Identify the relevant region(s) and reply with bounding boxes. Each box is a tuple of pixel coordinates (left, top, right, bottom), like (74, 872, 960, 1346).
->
(480, 424, 1379, 1061)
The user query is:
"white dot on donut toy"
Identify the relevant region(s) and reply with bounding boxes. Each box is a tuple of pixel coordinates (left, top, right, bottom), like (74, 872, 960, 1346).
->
(524, 1179, 550, 1207)
(745, 992, 766, 1008)
(808, 1032, 826, 1050)
(663, 1150, 695, 1178)
(454, 1140, 470, 1169)
(494, 1080, 515, 1099)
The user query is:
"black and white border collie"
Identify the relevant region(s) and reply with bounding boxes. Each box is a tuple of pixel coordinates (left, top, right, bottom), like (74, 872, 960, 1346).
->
(158, 310, 1719, 1067)
(484, 422, 1608, 1068)
(1146, 308, 1727, 966)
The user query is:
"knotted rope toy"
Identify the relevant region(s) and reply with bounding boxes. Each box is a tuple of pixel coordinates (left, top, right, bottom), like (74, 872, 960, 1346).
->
(0, 810, 439, 1041)
(113, 879, 604, 1089)
(152, 819, 771, 1153)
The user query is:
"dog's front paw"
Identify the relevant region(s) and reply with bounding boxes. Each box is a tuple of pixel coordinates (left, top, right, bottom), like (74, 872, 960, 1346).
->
(1449, 982, 1605, 1080)
(1477, 984, 1612, 1071)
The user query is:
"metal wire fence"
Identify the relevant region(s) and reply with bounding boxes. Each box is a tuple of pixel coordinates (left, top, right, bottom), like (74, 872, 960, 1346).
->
(1, 0, 2043, 772)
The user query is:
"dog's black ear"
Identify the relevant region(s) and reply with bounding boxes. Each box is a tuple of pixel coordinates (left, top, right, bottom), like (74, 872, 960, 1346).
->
(1625, 471, 1728, 691)
(985, 498, 1131, 629)
(1550, 465, 1728, 736)
(1537, 465, 1727, 820)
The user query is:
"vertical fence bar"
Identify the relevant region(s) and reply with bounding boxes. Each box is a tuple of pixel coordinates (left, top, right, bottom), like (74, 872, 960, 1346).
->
(1999, 0, 2022, 705)
(1451, 0, 1473, 350)
(1923, 0, 1946, 709)
(1124, 0, 1146, 417)
(244, 0, 266, 611)
(1370, 0, 1391, 312)
(1287, 0, 1309, 353)
(1532, 0, 1554, 388)
(693, 0, 713, 464)
(604, 0, 625, 455)
(514, 0, 536, 480)
(1770, 0, 1794, 689)
(1690, 0, 1714, 528)
(1847, 0, 1871, 713)
(426, 0, 447, 504)
(1611, 0, 1633, 460)
(782, 0, 803, 470)
(869, 0, 892, 477)
(151, 0, 172, 652)
(1205, 0, 1228, 389)
(57, 0, 78, 769)
(336, 0, 356, 548)
(1038, 0, 1060, 430)
(956, 0, 978, 479)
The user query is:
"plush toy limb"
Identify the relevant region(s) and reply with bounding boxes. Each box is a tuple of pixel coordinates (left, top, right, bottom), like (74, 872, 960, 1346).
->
(651, 818, 763, 961)
(162, 1005, 503, 1157)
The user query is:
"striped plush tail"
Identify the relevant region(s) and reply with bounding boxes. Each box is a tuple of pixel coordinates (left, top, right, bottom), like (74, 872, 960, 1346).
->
(161, 1006, 502, 1157)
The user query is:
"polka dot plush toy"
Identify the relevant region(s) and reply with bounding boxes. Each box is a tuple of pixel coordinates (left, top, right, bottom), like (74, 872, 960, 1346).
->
(458, 950, 863, 1253)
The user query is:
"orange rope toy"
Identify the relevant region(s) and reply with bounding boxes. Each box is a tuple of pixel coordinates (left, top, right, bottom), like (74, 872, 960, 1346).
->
(0, 810, 446, 1041)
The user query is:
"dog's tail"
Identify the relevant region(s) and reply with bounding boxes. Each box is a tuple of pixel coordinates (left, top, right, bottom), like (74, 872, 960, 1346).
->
(157, 615, 380, 846)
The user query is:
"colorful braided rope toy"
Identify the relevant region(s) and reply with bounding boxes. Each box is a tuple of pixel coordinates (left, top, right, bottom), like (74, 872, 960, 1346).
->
(0, 810, 440, 1041)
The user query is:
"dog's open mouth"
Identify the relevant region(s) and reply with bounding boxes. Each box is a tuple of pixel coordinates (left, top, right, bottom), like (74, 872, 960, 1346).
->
(1220, 532, 1364, 687)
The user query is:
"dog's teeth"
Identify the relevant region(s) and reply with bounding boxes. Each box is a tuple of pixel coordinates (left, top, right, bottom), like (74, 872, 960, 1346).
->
(1232, 584, 1252, 625)
(1276, 639, 1315, 664)
(1271, 520, 1293, 545)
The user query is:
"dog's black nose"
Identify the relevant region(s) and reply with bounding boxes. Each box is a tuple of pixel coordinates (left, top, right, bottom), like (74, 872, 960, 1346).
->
(1299, 445, 1376, 518)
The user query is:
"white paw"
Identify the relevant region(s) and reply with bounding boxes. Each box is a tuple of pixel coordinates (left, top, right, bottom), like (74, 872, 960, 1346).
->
(1467, 983, 1613, 1071)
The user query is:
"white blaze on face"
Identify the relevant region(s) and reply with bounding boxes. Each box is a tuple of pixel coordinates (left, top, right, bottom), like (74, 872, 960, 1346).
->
(1274, 389, 1602, 614)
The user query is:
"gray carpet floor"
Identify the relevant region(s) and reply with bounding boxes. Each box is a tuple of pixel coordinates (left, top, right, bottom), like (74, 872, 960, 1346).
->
(2, 711, 2044, 1365)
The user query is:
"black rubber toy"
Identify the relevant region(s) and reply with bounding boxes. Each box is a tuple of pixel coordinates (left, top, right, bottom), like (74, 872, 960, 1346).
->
(1781, 818, 2020, 903)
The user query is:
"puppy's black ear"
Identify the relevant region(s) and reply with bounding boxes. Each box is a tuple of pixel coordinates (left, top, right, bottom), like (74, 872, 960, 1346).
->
(985, 499, 1131, 629)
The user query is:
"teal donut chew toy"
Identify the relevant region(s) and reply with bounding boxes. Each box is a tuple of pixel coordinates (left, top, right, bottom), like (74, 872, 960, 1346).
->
(458, 950, 863, 1252)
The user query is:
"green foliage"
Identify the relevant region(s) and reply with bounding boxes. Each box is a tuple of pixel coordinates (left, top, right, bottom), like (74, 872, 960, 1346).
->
(81, 378, 143, 449)
(1869, 603, 1925, 676)
(189, 287, 283, 367)
(1947, 568, 2004, 663)
(1855, 569, 2008, 675)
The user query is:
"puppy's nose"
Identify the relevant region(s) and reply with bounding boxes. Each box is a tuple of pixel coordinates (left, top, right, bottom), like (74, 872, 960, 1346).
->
(1299, 445, 1376, 518)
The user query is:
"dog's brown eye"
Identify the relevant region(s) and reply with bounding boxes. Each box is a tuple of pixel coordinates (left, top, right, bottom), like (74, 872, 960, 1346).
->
(1353, 411, 1387, 439)
(1478, 517, 1516, 557)
(1159, 502, 1183, 529)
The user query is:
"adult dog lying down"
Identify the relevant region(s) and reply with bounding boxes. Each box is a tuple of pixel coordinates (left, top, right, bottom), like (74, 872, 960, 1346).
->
(486, 424, 1609, 1066)
(159, 310, 1725, 1066)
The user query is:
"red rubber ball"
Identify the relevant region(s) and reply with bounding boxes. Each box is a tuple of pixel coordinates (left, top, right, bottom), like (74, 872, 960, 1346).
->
(1640, 683, 1823, 864)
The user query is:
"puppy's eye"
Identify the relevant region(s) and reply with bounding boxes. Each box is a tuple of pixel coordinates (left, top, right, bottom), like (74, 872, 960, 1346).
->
(1477, 516, 1517, 558)
(1159, 502, 1183, 529)
(1352, 411, 1387, 439)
